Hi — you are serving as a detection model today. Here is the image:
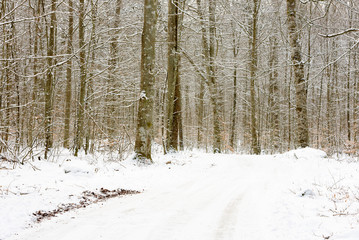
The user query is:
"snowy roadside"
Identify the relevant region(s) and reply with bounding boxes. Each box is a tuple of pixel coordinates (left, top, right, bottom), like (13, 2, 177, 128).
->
(272, 149, 359, 239)
(0, 149, 192, 239)
(1, 148, 359, 240)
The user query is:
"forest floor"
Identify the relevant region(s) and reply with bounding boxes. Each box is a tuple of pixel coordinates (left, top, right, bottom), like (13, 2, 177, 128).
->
(1, 148, 359, 240)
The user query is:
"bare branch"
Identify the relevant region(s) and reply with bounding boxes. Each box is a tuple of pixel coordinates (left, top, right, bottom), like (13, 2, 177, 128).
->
(319, 28, 359, 38)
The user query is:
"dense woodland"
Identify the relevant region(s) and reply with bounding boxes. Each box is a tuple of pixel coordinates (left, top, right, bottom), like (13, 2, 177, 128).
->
(0, 0, 358, 162)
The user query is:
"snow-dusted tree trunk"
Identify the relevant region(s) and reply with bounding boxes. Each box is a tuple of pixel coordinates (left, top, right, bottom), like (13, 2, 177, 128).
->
(286, 0, 309, 148)
(63, 0, 74, 149)
(134, 0, 157, 163)
(74, 0, 87, 156)
(44, 0, 57, 159)
(229, 20, 239, 150)
(268, 36, 280, 152)
(196, 0, 222, 153)
(165, 0, 180, 153)
(107, 0, 122, 139)
(208, 0, 222, 153)
(249, 0, 260, 154)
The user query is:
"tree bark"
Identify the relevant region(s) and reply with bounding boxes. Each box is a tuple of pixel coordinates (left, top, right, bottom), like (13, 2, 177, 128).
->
(268, 36, 280, 152)
(44, 0, 56, 159)
(286, 0, 309, 148)
(74, 0, 87, 156)
(165, 0, 180, 153)
(134, 0, 157, 163)
(196, 0, 222, 153)
(249, 0, 260, 154)
(107, 0, 122, 139)
(208, 0, 222, 153)
(63, 0, 74, 149)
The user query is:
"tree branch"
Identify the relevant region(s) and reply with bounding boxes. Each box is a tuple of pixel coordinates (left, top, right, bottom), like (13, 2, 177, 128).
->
(319, 28, 359, 38)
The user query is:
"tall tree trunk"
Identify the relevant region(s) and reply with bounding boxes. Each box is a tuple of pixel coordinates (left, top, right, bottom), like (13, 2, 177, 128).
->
(196, 0, 206, 149)
(286, 0, 309, 148)
(230, 64, 237, 150)
(229, 21, 239, 150)
(2, 1, 11, 152)
(63, 0, 74, 148)
(44, 0, 56, 159)
(74, 0, 87, 156)
(268, 36, 280, 152)
(346, 44, 351, 142)
(10, 19, 21, 153)
(196, 0, 222, 153)
(107, 0, 122, 139)
(346, 4, 353, 142)
(29, 0, 42, 148)
(249, 0, 260, 154)
(208, 0, 222, 153)
(84, 0, 98, 154)
(197, 79, 205, 148)
(171, 71, 183, 150)
(165, 0, 180, 153)
(286, 49, 292, 150)
(134, 0, 157, 163)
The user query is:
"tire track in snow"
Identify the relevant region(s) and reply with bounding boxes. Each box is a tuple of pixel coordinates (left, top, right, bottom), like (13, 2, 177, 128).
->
(215, 192, 243, 240)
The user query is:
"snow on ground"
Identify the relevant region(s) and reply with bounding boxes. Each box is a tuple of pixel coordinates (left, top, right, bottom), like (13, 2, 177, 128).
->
(1, 148, 359, 240)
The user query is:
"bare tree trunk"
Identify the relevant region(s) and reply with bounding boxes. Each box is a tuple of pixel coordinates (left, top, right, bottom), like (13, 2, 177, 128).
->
(229, 21, 239, 150)
(84, 0, 98, 154)
(268, 36, 280, 152)
(107, 0, 122, 139)
(208, 0, 222, 153)
(165, 0, 180, 153)
(44, 0, 56, 159)
(63, 0, 74, 149)
(28, 0, 42, 148)
(286, 0, 309, 148)
(249, 0, 260, 154)
(196, 0, 222, 153)
(230, 64, 237, 150)
(285, 49, 292, 150)
(197, 79, 205, 148)
(171, 69, 183, 150)
(346, 4, 354, 142)
(74, 0, 87, 156)
(11, 24, 20, 153)
(2, 5, 11, 151)
(196, 0, 205, 149)
(134, 0, 157, 163)
(346, 44, 352, 142)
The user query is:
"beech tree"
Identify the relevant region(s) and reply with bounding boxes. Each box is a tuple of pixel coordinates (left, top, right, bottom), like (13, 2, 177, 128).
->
(74, 0, 87, 156)
(63, 0, 74, 149)
(44, 0, 57, 159)
(249, 0, 261, 154)
(134, 0, 158, 163)
(286, 0, 309, 148)
(165, 0, 181, 153)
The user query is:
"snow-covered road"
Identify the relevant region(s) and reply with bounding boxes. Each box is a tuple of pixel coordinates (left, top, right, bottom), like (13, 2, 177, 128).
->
(5, 150, 359, 240)
(8, 155, 282, 240)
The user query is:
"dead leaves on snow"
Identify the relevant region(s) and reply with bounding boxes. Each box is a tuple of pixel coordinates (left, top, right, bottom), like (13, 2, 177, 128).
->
(33, 188, 140, 222)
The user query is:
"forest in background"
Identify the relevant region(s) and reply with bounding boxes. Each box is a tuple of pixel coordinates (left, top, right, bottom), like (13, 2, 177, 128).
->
(0, 0, 358, 162)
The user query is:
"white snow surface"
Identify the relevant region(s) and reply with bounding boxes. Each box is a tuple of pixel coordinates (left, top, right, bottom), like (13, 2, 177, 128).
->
(1, 148, 359, 240)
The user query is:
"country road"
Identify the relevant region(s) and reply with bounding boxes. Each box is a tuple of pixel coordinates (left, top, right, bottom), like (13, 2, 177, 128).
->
(7, 151, 352, 240)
